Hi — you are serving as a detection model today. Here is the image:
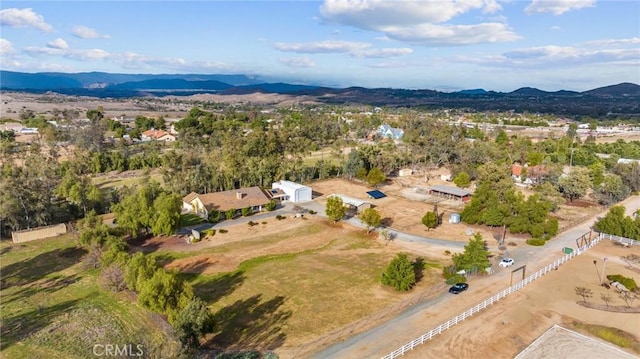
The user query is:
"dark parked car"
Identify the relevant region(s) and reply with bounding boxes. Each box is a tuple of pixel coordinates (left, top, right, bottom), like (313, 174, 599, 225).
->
(449, 282, 469, 294)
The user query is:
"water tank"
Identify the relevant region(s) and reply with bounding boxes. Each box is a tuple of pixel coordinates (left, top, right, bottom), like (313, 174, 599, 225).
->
(449, 213, 461, 224)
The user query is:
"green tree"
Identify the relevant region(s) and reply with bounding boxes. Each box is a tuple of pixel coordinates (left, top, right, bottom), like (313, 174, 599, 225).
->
(366, 167, 386, 187)
(225, 208, 236, 220)
(113, 182, 162, 237)
(343, 149, 364, 179)
(588, 162, 606, 187)
(55, 172, 103, 216)
(495, 129, 508, 145)
(125, 252, 158, 292)
(594, 174, 630, 206)
(325, 196, 346, 223)
(453, 171, 471, 188)
(381, 253, 416, 291)
(452, 233, 491, 274)
(557, 167, 591, 202)
(174, 297, 215, 349)
(151, 192, 183, 236)
(594, 205, 640, 240)
(421, 211, 438, 231)
(138, 269, 194, 324)
(359, 207, 381, 233)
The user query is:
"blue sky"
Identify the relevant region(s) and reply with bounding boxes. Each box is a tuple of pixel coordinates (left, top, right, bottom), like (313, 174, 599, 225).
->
(1, 1, 638, 91)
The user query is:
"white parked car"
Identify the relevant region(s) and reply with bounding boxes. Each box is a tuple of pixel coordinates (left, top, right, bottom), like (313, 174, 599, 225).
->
(499, 258, 515, 268)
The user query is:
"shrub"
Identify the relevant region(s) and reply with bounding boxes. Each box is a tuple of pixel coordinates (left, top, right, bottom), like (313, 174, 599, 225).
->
(446, 274, 467, 285)
(248, 221, 258, 227)
(261, 221, 267, 225)
(526, 238, 546, 246)
(381, 253, 416, 291)
(225, 209, 236, 220)
(606, 274, 638, 291)
(508, 242, 517, 246)
(265, 200, 277, 211)
(208, 210, 221, 223)
(203, 229, 215, 237)
(191, 236, 201, 243)
(241, 207, 252, 217)
(444, 250, 451, 256)
(308, 210, 317, 215)
(219, 229, 228, 234)
(276, 215, 285, 220)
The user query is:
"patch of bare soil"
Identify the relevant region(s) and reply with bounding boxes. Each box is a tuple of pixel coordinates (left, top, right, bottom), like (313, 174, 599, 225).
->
(158, 217, 357, 274)
(401, 240, 640, 359)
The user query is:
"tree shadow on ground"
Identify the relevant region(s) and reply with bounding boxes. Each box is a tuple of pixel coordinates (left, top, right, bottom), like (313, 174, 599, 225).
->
(413, 257, 426, 283)
(0, 297, 85, 350)
(0, 246, 86, 289)
(206, 294, 290, 351)
(188, 271, 246, 304)
(2, 273, 83, 306)
(381, 217, 394, 227)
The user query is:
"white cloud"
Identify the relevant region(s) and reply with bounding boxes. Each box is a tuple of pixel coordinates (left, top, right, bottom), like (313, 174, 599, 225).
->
(24, 45, 110, 61)
(66, 48, 110, 60)
(72, 25, 110, 39)
(319, 0, 518, 46)
(274, 40, 413, 59)
(352, 47, 413, 58)
(24, 46, 63, 56)
(274, 40, 370, 53)
(320, 0, 501, 27)
(584, 37, 640, 47)
(0, 38, 15, 55)
(0, 8, 54, 32)
(525, 0, 595, 15)
(382, 22, 520, 45)
(280, 57, 316, 68)
(456, 44, 640, 68)
(47, 38, 68, 50)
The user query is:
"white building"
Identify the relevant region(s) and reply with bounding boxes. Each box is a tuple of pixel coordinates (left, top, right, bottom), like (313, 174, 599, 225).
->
(272, 180, 312, 203)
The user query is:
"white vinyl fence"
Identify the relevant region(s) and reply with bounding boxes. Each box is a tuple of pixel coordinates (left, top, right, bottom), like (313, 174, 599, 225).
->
(381, 233, 605, 359)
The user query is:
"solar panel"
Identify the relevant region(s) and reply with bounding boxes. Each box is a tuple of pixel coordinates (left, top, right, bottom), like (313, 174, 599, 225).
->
(367, 190, 387, 199)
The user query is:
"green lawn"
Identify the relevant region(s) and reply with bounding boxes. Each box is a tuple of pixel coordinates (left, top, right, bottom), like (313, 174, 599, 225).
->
(92, 171, 164, 190)
(0, 236, 177, 358)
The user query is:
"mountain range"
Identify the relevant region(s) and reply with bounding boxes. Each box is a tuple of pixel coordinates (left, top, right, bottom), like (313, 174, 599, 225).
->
(1, 70, 639, 117)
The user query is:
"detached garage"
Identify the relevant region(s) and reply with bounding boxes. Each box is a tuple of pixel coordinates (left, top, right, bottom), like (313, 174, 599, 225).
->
(272, 180, 312, 203)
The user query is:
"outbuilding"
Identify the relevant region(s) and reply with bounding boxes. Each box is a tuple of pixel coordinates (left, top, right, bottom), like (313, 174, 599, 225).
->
(428, 185, 472, 202)
(272, 180, 312, 203)
(330, 194, 372, 215)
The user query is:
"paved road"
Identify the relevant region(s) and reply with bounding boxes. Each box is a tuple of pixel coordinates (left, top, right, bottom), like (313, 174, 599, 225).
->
(312, 196, 640, 359)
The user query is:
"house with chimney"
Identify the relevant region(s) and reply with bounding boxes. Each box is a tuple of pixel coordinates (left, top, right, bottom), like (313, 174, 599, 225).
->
(182, 186, 272, 219)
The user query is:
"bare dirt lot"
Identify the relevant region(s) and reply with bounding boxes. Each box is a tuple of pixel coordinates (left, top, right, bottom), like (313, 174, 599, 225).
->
(310, 177, 603, 245)
(400, 239, 640, 359)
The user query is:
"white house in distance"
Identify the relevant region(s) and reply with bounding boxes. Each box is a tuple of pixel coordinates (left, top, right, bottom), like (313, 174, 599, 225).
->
(271, 180, 312, 203)
(377, 124, 404, 140)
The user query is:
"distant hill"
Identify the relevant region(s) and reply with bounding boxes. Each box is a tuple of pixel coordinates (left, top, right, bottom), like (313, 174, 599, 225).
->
(110, 78, 233, 91)
(456, 89, 488, 95)
(0, 70, 262, 89)
(583, 82, 640, 96)
(1, 71, 638, 117)
(222, 82, 321, 94)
